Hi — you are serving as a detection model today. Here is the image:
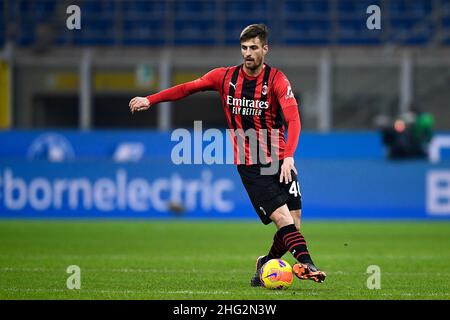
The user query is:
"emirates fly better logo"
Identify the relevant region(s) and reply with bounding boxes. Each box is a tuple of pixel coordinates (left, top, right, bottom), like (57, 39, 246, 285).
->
(226, 95, 269, 116)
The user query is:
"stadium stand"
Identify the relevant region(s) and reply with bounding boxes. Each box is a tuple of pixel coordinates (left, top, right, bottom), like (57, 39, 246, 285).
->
(1, 0, 450, 47)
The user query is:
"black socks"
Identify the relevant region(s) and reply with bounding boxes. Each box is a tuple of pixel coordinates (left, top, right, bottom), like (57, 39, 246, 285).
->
(270, 224, 314, 265)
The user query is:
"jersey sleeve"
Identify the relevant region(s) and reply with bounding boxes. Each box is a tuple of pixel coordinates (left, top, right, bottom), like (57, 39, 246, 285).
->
(273, 71, 298, 110)
(273, 71, 301, 158)
(282, 105, 301, 157)
(146, 67, 226, 105)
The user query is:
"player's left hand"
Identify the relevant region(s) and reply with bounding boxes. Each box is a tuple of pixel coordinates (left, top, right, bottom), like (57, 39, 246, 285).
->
(280, 157, 297, 184)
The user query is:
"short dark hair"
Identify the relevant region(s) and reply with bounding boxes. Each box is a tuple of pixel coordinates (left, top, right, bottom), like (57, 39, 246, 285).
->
(240, 24, 269, 45)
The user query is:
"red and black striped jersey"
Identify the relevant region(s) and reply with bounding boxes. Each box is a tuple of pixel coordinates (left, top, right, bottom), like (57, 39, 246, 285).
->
(147, 63, 301, 165)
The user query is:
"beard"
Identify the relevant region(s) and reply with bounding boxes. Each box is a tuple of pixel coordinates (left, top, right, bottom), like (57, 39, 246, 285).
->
(245, 58, 262, 70)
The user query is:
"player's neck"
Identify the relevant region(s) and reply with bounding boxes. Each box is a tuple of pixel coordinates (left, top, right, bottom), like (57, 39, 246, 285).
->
(242, 63, 265, 78)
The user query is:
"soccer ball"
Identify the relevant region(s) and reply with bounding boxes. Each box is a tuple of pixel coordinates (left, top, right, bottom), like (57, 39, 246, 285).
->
(260, 259, 294, 290)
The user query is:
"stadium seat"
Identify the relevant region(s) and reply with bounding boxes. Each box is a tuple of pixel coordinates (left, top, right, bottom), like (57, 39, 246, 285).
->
(390, 17, 433, 45)
(67, 0, 117, 46)
(172, 0, 216, 45)
(223, 0, 269, 45)
(282, 0, 329, 19)
(123, 20, 166, 45)
(389, 0, 432, 17)
(13, 0, 57, 45)
(73, 19, 116, 46)
(82, 0, 116, 19)
(19, 0, 56, 23)
(282, 19, 330, 45)
(0, 25, 3, 48)
(225, 0, 268, 20)
(387, 0, 434, 45)
(337, 0, 381, 16)
(122, 0, 167, 19)
(442, 15, 450, 45)
(0, 0, 4, 46)
(281, 0, 329, 45)
(174, 20, 216, 45)
(17, 22, 36, 46)
(174, 0, 216, 19)
(337, 18, 382, 45)
(2, 0, 448, 47)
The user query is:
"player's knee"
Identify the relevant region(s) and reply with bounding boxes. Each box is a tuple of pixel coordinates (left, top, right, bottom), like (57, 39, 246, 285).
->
(271, 207, 294, 229)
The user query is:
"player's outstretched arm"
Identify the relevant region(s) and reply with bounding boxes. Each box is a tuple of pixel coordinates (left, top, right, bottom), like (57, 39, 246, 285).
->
(128, 67, 225, 115)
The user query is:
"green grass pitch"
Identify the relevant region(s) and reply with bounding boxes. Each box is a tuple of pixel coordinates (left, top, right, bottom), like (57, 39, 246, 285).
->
(0, 220, 449, 300)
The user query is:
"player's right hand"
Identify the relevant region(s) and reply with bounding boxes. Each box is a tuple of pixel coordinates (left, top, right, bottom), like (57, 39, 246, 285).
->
(129, 97, 151, 114)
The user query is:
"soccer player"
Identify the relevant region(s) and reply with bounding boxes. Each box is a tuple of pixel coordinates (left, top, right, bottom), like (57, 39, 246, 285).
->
(129, 24, 326, 284)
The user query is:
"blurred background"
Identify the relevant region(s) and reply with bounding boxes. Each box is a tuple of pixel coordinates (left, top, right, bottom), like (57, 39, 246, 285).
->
(0, 0, 449, 220)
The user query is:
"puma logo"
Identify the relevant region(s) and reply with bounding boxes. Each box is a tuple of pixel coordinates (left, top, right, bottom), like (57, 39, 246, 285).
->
(229, 82, 237, 90)
(259, 206, 267, 216)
